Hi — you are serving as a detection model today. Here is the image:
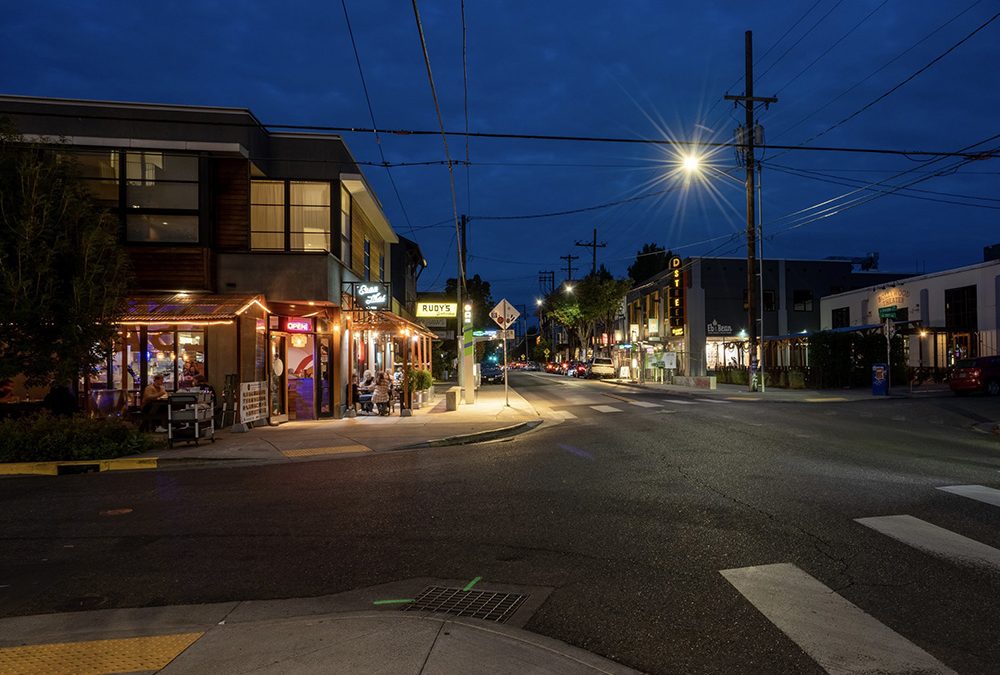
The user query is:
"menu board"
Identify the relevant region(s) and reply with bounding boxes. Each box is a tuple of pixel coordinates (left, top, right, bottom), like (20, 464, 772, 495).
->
(239, 381, 268, 424)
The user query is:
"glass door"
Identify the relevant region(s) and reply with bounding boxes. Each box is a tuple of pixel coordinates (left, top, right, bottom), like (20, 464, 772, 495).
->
(269, 333, 288, 424)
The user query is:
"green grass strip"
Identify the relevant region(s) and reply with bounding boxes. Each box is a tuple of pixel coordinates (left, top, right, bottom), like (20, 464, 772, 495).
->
(462, 576, 482, 592)
(372, 598, 414, 605)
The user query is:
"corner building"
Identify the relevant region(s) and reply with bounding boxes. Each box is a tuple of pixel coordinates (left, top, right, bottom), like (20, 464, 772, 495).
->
(0, 95, 432, 421)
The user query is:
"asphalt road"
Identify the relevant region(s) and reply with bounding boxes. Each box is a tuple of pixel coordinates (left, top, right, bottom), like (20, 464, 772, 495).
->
(2, 373, 999, 673)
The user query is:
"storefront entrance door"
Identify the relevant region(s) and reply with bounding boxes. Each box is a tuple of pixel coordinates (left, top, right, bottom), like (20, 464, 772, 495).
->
(269, 334, 288, 424)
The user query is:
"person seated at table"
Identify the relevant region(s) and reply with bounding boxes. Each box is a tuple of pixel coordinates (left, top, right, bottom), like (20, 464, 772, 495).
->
(141, 375, 168, 431)
(372, 373, 391, 416)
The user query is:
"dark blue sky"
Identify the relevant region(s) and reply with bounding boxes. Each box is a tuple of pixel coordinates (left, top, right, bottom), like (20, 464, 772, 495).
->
(3, 1, 998, 308)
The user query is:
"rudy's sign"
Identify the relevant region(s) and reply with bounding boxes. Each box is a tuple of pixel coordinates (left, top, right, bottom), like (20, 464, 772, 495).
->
(416, 301, 458, 318)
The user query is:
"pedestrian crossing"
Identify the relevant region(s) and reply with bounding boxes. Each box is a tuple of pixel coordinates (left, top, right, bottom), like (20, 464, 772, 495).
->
(722, 484, 1000, 673)
(546, 395, 731, 417)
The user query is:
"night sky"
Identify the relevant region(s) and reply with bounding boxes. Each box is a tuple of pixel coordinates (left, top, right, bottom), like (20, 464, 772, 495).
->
(3, 1, 998, 311)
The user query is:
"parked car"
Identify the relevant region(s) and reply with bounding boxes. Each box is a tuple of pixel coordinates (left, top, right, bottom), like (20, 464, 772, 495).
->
(544, 362, 558, 374)
(556, 361, 570, 375)
(566, 361, 587, 377)
(525, 361, 540, 372)
(588, 357, 615, 379)
(481, 363, 504, 384)
(949, 356, 1000, 396)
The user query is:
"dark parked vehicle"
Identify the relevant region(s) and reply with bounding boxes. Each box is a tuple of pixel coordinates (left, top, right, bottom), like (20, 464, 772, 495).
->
(481, 363, 504, 384)
(544, 362, 558, 374)
(949, 356, 1000, 396)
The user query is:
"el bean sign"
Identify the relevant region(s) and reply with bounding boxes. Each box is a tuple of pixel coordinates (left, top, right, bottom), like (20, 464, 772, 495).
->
(416, 301, 458, 318)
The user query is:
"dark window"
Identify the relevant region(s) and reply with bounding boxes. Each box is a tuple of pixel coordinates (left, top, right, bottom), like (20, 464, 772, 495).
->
(378, 253, 385, 281)
(894, 307, 909, 322)
(124, 152, 200, 243)
(793, 289, 813, 312)
(763, 290, 776, 312)
(831, 306, 850, 328)
(945, 285, 977, 331)
(363, 238, 371, 281)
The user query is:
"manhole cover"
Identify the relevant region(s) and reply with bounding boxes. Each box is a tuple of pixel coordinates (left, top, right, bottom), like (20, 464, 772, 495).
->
(402, 586, 526, 623)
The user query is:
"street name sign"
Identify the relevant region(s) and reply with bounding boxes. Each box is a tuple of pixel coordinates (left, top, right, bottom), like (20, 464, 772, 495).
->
(490, 299, 520, 329)
(878, 305, 897, 319)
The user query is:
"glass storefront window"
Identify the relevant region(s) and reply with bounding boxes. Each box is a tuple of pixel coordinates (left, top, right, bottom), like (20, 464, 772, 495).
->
(148, 330, 177, 390)
(68, 150, 120, 203)
(340, 184, 352, 265)
(178, 331, 205, 388)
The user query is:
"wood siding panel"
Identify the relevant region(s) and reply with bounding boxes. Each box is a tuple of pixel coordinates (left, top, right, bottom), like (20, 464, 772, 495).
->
(128, 247, 212, 291)
(214, 158, 249, 251)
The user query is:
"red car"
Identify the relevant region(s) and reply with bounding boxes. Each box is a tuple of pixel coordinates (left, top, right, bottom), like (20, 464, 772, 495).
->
(949, 356, 1000, 396)
(544, 362, 558, 373)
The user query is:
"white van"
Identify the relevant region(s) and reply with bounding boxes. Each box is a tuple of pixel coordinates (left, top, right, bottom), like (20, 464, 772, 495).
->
(588, 357, 615, 379)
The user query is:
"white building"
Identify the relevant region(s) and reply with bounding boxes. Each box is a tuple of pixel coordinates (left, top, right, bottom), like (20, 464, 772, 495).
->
(820, 258, 1000, 370)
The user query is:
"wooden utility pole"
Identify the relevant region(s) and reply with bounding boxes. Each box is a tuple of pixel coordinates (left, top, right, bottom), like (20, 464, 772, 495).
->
(725, 30, 776, 392)
(575, 228, 607, 276)
(560, 253, 579, 282)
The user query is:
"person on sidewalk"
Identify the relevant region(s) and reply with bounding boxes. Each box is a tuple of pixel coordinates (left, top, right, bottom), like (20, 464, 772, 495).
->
(372, 373, 390, 416)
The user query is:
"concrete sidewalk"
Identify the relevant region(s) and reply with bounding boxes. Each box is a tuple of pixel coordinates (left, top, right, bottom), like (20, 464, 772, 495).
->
(138, 383, 543, 464)
(0, 583, 639, 674)
(600, 378, 953, 403)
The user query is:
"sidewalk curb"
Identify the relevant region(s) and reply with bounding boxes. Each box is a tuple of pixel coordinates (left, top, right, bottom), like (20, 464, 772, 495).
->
(0, 456, 158, 477)
(972, 421, 1000, 437)
(395, 419, 543, 449)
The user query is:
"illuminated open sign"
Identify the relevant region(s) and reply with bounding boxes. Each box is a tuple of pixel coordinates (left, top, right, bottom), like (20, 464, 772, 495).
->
(281, 317, 313, 333)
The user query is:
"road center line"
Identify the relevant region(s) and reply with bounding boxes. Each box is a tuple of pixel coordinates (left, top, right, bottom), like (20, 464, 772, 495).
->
(721, 563, 956, 675)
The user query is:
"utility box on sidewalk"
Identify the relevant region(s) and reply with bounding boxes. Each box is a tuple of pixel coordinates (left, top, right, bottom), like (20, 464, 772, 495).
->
(871, 363, 889, 396)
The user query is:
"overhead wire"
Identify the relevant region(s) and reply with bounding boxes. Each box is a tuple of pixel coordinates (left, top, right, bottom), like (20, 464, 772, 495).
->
(410, 0, 466, 293)
(340, 0, 416, 237)
(772, 0, 889, 96)
(771, 0, 983, 143)
(755, 0, 845, 83)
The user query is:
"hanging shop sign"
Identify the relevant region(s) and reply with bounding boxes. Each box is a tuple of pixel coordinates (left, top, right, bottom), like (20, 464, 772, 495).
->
(416, 301, 458, 318)
(344, 282, 390, 311)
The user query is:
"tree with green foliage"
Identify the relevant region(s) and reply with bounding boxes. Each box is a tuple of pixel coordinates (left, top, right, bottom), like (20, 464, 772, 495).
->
(0, 124, 131, 388)
(545, 272, 630, 358)
(627, 242, 671, 284)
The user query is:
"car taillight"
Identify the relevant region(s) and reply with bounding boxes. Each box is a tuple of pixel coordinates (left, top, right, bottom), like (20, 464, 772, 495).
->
(973, 368, 981, 378)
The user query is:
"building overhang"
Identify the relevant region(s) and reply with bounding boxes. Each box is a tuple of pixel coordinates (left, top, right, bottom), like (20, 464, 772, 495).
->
(341, 173, 399, 244)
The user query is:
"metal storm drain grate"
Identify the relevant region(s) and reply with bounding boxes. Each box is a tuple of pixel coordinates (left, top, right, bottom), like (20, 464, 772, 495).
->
(401, 586, 526, 623)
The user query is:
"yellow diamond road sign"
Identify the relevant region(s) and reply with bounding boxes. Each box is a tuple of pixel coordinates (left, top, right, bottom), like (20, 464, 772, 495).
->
(490, 299, 520, 330)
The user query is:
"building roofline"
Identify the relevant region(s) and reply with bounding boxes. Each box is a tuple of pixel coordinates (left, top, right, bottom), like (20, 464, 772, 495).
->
(822, 257, 1000, 301)
(0, 93, 266, 125)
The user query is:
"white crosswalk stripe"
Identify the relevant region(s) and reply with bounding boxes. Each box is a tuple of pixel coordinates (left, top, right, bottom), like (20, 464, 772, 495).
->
(549, 410, 577, 420)
(721, 563, 956, 675)
(937, 484, 1000, 508)
(855, 514, 1000, 572)
(662, 399, 698, 406)
(590, 405, 622, 413)
(628, 400, 661, 408)
(695, 398, 730, 404)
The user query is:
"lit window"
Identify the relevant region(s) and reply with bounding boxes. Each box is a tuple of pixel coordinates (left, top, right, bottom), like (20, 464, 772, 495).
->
(251, 181, 285, 250)
(290, 181, 331, 252)
(340, 185, 352, 265)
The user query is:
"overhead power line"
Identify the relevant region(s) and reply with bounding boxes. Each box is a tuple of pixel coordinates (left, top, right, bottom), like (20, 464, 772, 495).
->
(756, 0, 845, 83)
(7, 108, 995, 159)
(340, 0, 416, 238)
(410, 0, 465, 292)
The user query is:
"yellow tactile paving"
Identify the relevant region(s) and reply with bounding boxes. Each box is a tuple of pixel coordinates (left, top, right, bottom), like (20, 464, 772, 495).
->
(281, 444, 372, 458)
(0, 631, 203, 674)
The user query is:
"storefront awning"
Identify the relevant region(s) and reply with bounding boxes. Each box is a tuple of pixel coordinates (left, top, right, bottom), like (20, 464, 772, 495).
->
(349, 310, 435, 339)
(121, 293, 269, 325)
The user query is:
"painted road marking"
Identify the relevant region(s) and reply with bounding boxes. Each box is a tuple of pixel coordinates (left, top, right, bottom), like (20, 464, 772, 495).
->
(938, 485, 1000, 508)
(550, 410, 578, 420)
(696, 398, 730, 404)
(725, 396, 760, 401)
(856, 515, 1000, 572)
(590, 405, 621, 413)
(281, 444, 372, 458)
(721, 563, 955, 675)
(662, 399, 698, 406)
(629, 400, 661, 408)
(805, 397, 848, 403)
(0, 632, 203, 675)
